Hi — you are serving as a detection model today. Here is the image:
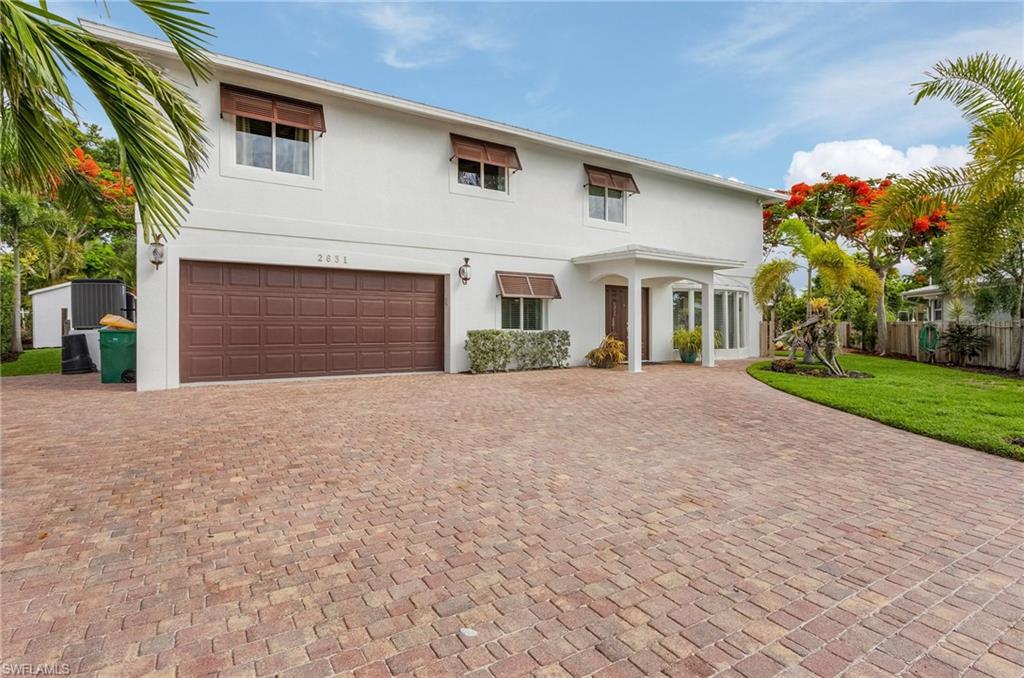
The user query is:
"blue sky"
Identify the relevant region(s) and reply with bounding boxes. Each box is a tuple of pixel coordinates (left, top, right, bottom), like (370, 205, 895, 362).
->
(57, 1, 1022, 189)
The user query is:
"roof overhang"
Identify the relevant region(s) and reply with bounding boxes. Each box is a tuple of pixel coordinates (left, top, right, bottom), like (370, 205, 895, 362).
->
(81, 20, 783, 203)
(901, 285, 943, 300)
(571, 244, 745, 270)
(27, 282, 72, 296)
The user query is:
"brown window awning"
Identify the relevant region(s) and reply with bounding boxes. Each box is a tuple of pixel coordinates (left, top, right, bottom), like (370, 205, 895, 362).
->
(496, 272, 561, 299)
(221, 84, 326, 132)
(584, 164, 639, 194)
(450, 134, 523, 171)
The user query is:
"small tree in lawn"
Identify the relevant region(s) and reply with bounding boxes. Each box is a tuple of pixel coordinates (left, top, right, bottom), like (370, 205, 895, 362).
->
(755, 218, 882, 376)
(764, 173, 947, 355)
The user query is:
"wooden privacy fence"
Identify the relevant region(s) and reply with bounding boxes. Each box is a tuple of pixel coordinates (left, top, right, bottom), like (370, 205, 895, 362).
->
(760, 319, 1022, 371)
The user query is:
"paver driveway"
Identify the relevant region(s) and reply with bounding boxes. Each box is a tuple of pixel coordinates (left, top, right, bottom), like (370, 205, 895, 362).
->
(2, 362, 1023, 678)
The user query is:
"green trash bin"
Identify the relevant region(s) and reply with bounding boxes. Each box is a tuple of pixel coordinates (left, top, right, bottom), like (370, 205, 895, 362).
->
(99, 328, 137, 384)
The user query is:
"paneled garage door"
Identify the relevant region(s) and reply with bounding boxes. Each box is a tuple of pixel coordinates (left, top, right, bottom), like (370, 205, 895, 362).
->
(179, 261, 444, 383)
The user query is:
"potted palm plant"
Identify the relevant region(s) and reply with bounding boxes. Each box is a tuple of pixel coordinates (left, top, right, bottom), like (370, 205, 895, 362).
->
(672, 328, 701, 363)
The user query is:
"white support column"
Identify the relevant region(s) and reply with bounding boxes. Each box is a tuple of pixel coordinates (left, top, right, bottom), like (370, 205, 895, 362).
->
(687, 290, 695, 331)
(701, 282, 715, 367)
(628, 270, 643, 373)
(722, 292, 730, 350)
(732, 291, 740, 350)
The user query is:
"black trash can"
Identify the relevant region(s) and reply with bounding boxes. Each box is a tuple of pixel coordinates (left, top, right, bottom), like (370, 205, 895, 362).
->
(61, 334, 97, 374)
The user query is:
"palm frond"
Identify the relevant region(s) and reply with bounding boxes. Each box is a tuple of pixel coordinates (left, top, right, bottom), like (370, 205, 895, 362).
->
(128, 0, 212, 82)
(914, 53, 1024, 125)
(869, 166, 972, 232)
(946, 185, 1024, 284)
(752, 258, 798, 311)
(1, 0, 211, 242)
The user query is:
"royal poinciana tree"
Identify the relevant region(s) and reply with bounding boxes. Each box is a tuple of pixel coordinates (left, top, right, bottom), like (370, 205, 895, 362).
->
(764, 172, 949, 354)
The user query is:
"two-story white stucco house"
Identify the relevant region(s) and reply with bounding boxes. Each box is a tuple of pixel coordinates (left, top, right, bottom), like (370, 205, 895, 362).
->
(89, 23, 781, 391)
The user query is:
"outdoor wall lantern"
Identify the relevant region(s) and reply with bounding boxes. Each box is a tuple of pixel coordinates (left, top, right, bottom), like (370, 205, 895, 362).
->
(148, 239, 166, 270)
(458, 257, 472, 285)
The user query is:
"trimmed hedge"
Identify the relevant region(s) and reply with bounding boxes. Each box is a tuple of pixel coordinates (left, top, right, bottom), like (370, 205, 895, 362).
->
(465, 329, 570, 373)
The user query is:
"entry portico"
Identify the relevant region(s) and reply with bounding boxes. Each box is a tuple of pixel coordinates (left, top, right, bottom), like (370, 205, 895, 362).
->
(572, 244, 746, 372)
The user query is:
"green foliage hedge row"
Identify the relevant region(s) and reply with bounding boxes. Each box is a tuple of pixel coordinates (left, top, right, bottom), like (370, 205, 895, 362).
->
(465, 329, 570, 373)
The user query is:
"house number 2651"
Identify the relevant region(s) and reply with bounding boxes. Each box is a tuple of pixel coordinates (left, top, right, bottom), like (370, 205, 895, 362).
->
(316, 254, 348, 264)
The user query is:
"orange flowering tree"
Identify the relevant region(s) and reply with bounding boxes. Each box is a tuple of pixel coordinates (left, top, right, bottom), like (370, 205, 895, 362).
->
(764, 172, 949, 354)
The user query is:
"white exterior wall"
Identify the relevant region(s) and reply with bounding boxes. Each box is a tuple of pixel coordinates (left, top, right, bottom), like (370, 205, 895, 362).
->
(136, 58, 766, 391)
(29, 283, 72, 348)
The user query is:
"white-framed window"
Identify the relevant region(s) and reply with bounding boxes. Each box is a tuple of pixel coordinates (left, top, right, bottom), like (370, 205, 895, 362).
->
(457, 159, 508, 193)
(235, 116, 312, 177)
(501, 297, 545, 330)
(930, 299, 943, 321)
(712, 289, 748, 350)
(588, 185, 625, 223)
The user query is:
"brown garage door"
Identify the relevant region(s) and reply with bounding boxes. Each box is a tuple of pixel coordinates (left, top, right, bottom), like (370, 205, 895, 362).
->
(179, 261, 444, 383)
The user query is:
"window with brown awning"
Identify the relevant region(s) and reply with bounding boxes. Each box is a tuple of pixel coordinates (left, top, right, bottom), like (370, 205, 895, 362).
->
(221, 84, 326, 132)
(584, 164, 639, 194)
(451, 134, 523, 171)
(496, 272, 561, 299)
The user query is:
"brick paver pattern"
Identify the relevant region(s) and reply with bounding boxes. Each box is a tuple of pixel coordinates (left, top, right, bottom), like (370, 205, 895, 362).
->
(2, 362, 1023, 677)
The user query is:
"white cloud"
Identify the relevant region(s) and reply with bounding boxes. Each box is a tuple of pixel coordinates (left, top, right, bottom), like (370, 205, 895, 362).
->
(785, 139, 970, 185)
(358, 4, 509, 70)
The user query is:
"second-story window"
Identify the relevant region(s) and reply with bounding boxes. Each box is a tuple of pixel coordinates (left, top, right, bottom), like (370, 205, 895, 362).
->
(588, 185, 625, 223)
(458, 159, 507, 192)
(450, 134, 522, 197)
(221, 84, 325, 180)
(584, 165, 639, 226)
(236, 118, 311, 176)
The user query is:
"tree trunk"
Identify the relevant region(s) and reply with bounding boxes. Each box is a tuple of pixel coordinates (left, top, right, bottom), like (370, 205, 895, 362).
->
(1014, 276, 1024, 375)
(802, 266, 815, 364)
(11, 238, 23, 355)
(769, 308, 776, 357)
(874, 268, 888, 356)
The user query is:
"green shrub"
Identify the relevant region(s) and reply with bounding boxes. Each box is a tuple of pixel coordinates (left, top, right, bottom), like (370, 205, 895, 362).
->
(672, 328, 701, 353)
(941, 323, 990, 366)
(465, 329, 570, 373)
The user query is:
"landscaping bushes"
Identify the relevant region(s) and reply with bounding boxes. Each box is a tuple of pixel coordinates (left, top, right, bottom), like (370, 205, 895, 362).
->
(585, 334, 625, 368)
(465, 329, 570, 373)
(941, 323, 991, 366)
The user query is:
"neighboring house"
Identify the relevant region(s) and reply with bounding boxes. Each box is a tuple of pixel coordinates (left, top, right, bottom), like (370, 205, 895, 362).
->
(89, 23, 781, 392)
(901, 284, 1013, 323)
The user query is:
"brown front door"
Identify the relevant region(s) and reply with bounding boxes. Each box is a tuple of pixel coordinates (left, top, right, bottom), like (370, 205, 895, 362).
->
(179, 260, 444, 383)
(605, 285, 649, 361)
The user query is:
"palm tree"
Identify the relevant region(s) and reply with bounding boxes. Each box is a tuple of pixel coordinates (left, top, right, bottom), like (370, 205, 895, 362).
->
(0, 188, 38, 354)
(1, 0, 212, 244)
(754, 218, 881, 375)
(872, 53, 1024, 373)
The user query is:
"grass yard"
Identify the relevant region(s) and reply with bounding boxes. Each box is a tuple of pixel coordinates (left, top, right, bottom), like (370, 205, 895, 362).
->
(1, 348, 61, 377)
(748, 353, 1024, 460)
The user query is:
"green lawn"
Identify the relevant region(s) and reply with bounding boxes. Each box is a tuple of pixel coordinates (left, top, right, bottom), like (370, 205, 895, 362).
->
(748, 353, 1024, 460)
(0, 348, 61, 377)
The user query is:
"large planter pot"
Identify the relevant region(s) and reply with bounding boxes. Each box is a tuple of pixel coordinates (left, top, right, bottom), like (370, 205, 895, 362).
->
(679, 349, 698, 363)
